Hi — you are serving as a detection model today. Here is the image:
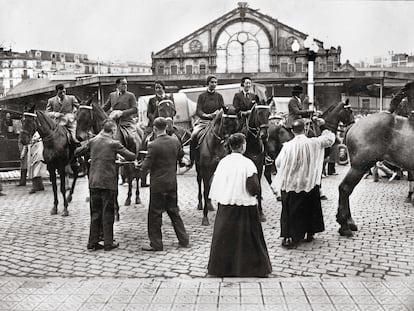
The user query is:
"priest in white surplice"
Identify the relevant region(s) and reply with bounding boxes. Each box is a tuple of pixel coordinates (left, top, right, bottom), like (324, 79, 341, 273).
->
(274, 119, 335, 248)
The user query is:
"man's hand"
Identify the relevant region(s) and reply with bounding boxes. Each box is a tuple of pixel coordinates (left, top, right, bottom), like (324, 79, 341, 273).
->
(109, 110, 123, 120)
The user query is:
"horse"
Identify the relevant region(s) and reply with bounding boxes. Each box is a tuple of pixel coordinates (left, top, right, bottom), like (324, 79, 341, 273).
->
(337, 81, 414, 237)
(20, 106, 81, 216)
(265, 101, 355, 190)
(242, 103, 271, 222)
(195, 107, 239, 226)
(139, 96, 192, 172)
(76, 101, 143, 209)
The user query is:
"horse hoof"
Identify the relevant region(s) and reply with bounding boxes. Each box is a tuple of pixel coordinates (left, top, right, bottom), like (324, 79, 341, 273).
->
(85, 197, 90, 202)
(50, 208, 58, 215)
(201, 218, 210, 226)
(124, 199, 131, 206)
(338, 228, 353, 237)
(404, 197, 412, 203)
(260, 214, 267, 222)
(197, 204, 203, 210)
(61, 210, 69, 217)
(67, 195, 72, 203)
(348, 223, 358, 231)
(115, 214, 120, 222)
(135, 198, 141, 205)
(207, 206, 215, 211)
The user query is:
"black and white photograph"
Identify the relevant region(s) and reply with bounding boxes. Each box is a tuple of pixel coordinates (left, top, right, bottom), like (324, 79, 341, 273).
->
(0, 0, 414, 310)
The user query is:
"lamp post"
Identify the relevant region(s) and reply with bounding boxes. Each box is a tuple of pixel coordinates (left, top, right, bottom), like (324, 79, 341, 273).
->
(291, 36, 319, 111)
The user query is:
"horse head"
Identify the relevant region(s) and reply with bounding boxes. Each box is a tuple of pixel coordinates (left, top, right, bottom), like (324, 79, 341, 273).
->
(247, 102, 270, 140)
(322, 100, 354, 132)
(20, 105, 38, 145)
(212, 106, 239, 141)
(76, 96, 105, 141)
(157, 96, 176, 134)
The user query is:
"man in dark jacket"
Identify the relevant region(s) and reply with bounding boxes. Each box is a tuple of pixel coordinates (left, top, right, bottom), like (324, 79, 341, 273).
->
(232, 77, 260, 131)
(140, 117, 190, 251)
(75, 119, 136, 251)
(286, 85, 313, 129)
(188, 75, 225, 167)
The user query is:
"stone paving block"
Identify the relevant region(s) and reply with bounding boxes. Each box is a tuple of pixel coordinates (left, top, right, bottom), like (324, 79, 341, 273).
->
(56, 301, 82, 311)
(34, 301, 63, 310)
(102, 303, 128, 311)
(124, 304, 149, 311)
(78, 302, 105, 311)
(333, 304, 360, 311)
(217, 304, 240, 311)
(147, 304, 172, 311)
(262, 295, 284, 304)
(357, 305, 385, 311)
(264, 305, 287, 311)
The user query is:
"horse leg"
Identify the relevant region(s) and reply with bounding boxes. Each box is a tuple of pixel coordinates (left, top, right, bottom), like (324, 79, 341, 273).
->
(201, 170, 214, 226)
(135, 174, 141, 205)
(264, 165, 272, 186)
(125, 176, 132, 206)
(60, 169, 69, 217)
(196, 166, 203, 210)
(49, 169, 58, 215)
(67, 164, 79, 203)
(337, 166, 366, 237)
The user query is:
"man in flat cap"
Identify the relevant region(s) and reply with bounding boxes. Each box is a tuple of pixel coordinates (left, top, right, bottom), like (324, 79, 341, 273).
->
(286, 85, 314, 129)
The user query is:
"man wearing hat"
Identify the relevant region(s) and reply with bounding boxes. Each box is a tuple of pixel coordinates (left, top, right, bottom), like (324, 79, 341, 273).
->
(140, 117, 189, 251)
(188, 75, 225, 168)
(286, 85, 314, 129)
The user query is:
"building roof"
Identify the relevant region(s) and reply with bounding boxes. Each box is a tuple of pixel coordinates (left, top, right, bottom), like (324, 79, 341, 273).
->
(154, 4, 319, 57)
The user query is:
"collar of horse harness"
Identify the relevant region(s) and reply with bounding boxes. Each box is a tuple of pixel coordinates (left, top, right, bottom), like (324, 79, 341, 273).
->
(246, 104, 270, 139)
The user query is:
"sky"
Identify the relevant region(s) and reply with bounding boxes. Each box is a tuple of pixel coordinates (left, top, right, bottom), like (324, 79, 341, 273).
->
(0, 0, 413, 65)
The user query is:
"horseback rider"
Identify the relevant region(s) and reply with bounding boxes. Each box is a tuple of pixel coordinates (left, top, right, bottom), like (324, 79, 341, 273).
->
(102, 77, 139, 154)
(232, 77, 260, 131)
(46, 83, 80, 145)
(188, 75, 225, 168)
(147, 80, 175, 132)
(285, 85, 314, 129)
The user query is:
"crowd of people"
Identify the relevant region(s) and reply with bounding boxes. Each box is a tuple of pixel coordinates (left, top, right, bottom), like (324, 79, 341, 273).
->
(6, 75, 401, 278)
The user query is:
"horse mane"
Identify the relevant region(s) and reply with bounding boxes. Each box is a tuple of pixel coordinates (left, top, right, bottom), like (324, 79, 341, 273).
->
(91, 102, 108, 119)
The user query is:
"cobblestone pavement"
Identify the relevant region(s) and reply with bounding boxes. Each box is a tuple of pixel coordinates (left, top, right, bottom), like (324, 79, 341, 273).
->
(1, 164, 414, 309)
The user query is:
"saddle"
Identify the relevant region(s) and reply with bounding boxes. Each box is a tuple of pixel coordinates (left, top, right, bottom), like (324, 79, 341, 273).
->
(195, 126, 210, 149)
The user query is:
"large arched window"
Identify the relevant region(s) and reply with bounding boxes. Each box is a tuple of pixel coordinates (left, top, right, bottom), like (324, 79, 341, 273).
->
(215, 21, 271, 73)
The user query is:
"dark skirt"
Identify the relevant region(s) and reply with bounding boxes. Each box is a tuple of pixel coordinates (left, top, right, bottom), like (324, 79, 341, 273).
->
(280, 185, 325, 241)
(208, 204, 272, 277)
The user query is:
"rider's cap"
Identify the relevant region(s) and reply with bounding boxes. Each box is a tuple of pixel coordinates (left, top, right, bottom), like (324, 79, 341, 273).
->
(206, 75, 217, 84)
(293, 85, 303, 93)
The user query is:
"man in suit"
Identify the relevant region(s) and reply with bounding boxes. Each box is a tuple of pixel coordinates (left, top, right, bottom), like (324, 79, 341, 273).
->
(286, 85, 313, 129)
(188, 75, 225, 168)
(75, 119, 136, 251)
(232, 77, 260, 131)
(140, 117, 190, 251)
(103, 77, 139, 154)
(46, 83, 79, 144)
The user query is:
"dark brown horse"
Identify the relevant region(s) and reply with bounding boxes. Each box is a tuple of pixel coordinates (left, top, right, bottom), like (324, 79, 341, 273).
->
(337, 81, 414, 237)
(195, 107, 239, 226)
(242, 103, 271, 222)
(76, 101, 143, 208)
(20, 106, 81, 216)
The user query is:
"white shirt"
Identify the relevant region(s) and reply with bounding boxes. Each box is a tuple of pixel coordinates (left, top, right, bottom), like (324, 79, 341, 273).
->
(274, 130, 335, 193)
(209, 152, 258, 206)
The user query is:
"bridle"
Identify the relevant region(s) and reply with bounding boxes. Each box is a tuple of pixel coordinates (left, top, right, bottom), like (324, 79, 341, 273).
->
(247, 104, 270, 139)
(211, 112, 237, 141)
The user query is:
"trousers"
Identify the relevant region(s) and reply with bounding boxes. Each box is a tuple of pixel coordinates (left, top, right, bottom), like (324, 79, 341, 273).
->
(89, 188, 116, 246)
(148, 190, 189, 250)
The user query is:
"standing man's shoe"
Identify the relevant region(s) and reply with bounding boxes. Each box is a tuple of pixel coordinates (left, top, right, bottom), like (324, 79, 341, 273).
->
(104, 242, 119, 252)
(87, 243, 104, 251)
(141, 245, 163, 251)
